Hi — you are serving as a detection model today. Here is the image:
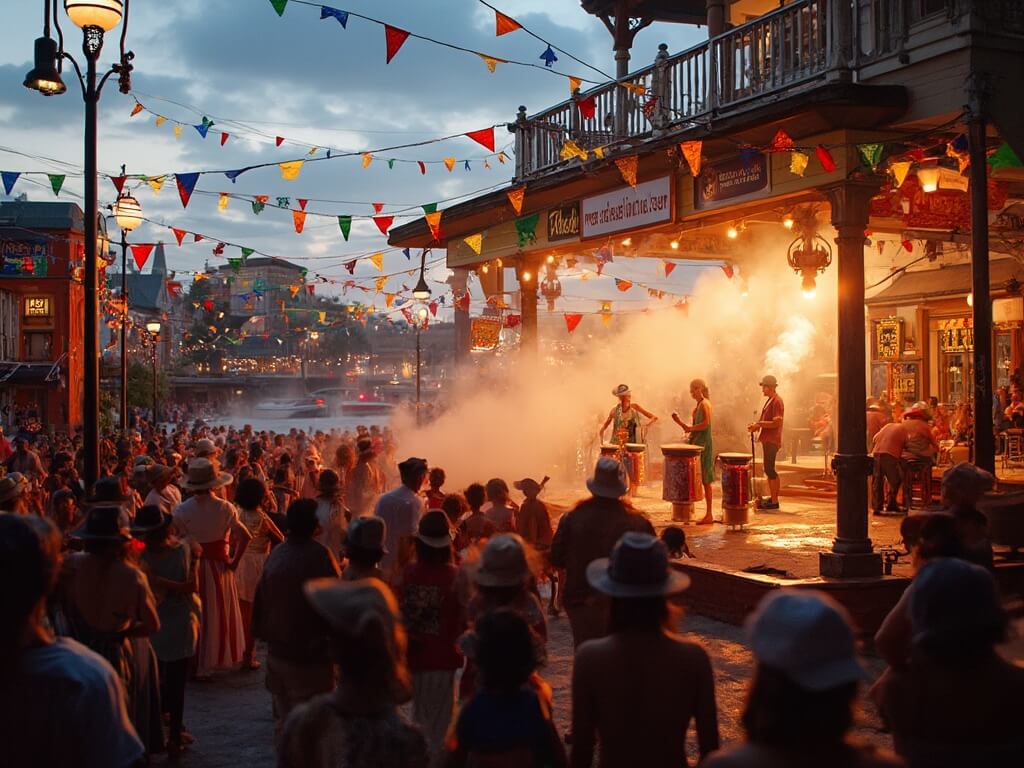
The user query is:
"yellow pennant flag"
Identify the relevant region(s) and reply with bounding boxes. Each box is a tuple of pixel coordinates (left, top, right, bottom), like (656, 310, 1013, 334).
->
(425, 211, 443, 241)
(375, 276, 387, 292)
(289, 285, 300, 298)
(279, 160, 304, 181)
(307, 146, 319, 156)
(507, 187, 525, 215)
(385, 293, 395, 308)
(464, 233, 483, 255)
(318, 311, 327, 323)
(362, 153, 373, 169)
(498, 152, 508, 164)
(560, 140, 588, 162)
(890, 160, 912, 188)
(680, 141, 702, 176)
(568, 76, 582, 94)
(370, 252, 384, 271)
(620, 82, 646, 96)
(155, 115, 167, 127)
(173, 125, 182, 140)
(614, 155, 638, 187)
(218, 193, 229, 211)
(593, 146, 605, 159)
(147, 176, 165, 194)
(478, 54, 505, 73)
(789, 151, 809, 177)
(443, 157, 457, 173)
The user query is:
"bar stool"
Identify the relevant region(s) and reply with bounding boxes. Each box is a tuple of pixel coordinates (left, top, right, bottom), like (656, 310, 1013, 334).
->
(1002, 429, 1024, 470)
(901, 459, 933, 511)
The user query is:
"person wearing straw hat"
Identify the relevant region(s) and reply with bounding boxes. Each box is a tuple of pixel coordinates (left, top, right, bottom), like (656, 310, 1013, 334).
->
(748, 374, 784, 510)
(600, 384, 658, 448)
(142, 463, 182, 516)
(704, 590, 898, 768)
(277, 578, 428, 768)
(572, 532, 718, 768)
(550, 458, 654, 649)
(173, 458, 252, 679)
(0, 471, 30, 515)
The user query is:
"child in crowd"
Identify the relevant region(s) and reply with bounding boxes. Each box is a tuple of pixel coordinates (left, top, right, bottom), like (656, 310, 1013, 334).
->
(459, 483, 496, 544)
(514, 477, 558, 617)
(342, 515, 387, 581)
(484, 478, 517, 533)
(397, 511, 465, 761)
(441, 493, 470, 556)
(446, 609, 567, 767)
(425, 467, 447, 511)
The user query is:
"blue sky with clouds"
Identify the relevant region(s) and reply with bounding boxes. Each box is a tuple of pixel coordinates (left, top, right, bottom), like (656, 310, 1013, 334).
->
(1, 0, 719, 313)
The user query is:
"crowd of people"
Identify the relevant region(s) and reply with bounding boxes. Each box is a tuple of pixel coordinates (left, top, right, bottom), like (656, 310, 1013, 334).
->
(1, 417, 1022, 767)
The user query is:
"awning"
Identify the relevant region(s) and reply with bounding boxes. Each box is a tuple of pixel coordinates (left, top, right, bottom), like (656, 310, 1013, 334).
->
(865, 259, 1023, 305)
(0, 361, 63, 387)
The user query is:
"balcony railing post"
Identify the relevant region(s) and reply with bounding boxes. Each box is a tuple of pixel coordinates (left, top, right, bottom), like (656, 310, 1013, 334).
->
(570, 88, 582, 140)
(829, 0, 853, 80)
(707, 37, 719, 112)
(651, 43, 671, 135)
(508, 105, 528, 181)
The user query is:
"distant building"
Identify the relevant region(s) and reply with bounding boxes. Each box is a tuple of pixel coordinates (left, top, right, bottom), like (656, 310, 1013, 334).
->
(105, 241, 174, 368)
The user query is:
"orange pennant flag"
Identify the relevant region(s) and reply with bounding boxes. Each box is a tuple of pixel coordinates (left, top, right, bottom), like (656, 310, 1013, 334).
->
(375, 276, 387, 292)
(443, 157, 457, 173)
(477, 54, 505, 73)
(370, 252, 384, 271)
(425, 211, 443, 241)
(507, 187, 525, 215)
(289, 285, 300, 298)
(385, 293, 395, 308)
(279, 160, 304, 180)
(362, 153, 373, 169)
(615, 155, 638, 187)
(568, 76, 582, 95)
(495, 11, 522, 36)
(130, 101, 144, 117)
(680, 141, 703, 176)
(292, 210, 307, 234)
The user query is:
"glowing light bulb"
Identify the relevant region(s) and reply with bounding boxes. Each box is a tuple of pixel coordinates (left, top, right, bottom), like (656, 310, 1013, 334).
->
(522, 271, 532, 282)
(782, 216, 794, 230)
(496, 258, 503, 267)
(967, 292, 974, 307)
(727, 226, 738, 240)
(917, 166, 940, 193)
(802, 288, 816, 299)
(801, 273, 817, 299)
(670, 240, 679, 250)
(621, 237, 632, 247)
(481, 264, 489, 274)
(546, 254, 555, 264)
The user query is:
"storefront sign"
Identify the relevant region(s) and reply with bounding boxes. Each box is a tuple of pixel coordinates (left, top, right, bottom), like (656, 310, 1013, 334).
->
(581, 176, 672, 238)
(547, 202, 580, 242)
(694, 154, 769, 209)
(470, 317, 502, 351)
(873, 318, 903, 361)
(892, 363, 920, 402)
(0, 238, 49, 277)
(938, 318, 974, 352)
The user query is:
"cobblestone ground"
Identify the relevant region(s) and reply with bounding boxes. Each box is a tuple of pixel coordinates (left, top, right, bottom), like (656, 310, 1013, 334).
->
(166, 610, 892, 767)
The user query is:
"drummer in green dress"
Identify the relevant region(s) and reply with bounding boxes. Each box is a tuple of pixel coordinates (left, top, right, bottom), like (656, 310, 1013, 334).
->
(672, 379, 715, 525)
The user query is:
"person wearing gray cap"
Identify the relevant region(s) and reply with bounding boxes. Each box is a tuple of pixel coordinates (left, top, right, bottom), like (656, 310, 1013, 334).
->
(748, 374, 784, 510)
(704, 590, 901, 768)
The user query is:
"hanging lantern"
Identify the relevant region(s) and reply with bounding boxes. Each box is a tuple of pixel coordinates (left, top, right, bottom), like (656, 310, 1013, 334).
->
(916, 163, 941, 193)
(786, 206, 831, 298)
(541, 264, 562, 311)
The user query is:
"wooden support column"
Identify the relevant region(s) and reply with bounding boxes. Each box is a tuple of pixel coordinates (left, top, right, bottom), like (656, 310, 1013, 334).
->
(517, 258, 540, 359)
(449, 268, 471, 371)
(820, 178, 884, 579)
(705, 0, 727, 37)
(969, 114, 995, 473)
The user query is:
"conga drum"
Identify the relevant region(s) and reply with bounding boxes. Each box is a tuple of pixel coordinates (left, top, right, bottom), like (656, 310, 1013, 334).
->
(661, 443, 704, 522)
(718, 452, 754, 528)
(600, 444, 621, 460)
(624, 443, 647, 492)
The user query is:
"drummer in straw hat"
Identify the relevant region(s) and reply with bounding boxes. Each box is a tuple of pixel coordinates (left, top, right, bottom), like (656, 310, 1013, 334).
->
(600, 385, 658, 493)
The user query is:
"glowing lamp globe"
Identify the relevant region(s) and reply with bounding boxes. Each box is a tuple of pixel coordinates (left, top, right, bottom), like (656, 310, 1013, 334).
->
(412, 274, 432, 300)
(917, 166, 940, 193)
(145, 320, 161, 335)
(23, 37, 66, 96)
(113, 194, 143, 231)
(417, 307, 429, 321)
(65, 0, 124, 31)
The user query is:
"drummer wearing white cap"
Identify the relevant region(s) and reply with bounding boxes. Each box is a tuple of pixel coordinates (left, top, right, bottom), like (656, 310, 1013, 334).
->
(748, 375, 784, 510)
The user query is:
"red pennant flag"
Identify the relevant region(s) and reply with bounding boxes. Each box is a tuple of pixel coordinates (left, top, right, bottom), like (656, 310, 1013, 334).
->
(576, 96, 596, 120)
(373, 216, 394, 235)
(298, 198, 308, 210)
(721, 264, 735, 279)
(615, 278, 633, 292)
(275, 136, 285, 147)
(220, 132, 230, 146)
(203, 299, 214, 311)
(465, 128, 495, 152)
(664, 261, 676, 277)
(815, 144, 836, 173)
(385, 25, 410, 63)
(372, 202, 384, 213)
(429, 301, 438, 317)
(172, 228, 186, 246)
(901, 239, 914, 253)
(495, 10, 522, 36)
(111, 175, 127, 195)
(456, 291, 471, 312)
(130, 244, 153, 270)
(306, 284, 315, 295)
(564, 313, 583, 333)
(418, 161, 426, 175)
(770, 129, 794, 152)
(345, 260, 356, 274)
(193, 234, 204, 243)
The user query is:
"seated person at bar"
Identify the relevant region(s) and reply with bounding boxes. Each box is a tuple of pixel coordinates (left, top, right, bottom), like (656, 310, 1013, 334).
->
(1004, 387, 1024, 428)
(902, 403, 939, 465)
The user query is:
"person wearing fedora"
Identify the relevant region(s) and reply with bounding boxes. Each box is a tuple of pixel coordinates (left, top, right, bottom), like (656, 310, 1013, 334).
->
(515, 476, 559, 616)
(60, 505, 164, 755)
(703, 590, 900, 768)
(134, 504, 201, 755)
(571, 532, 719, 768)
(550, 458, 654, 649)
(375, 457, 428, 584)
(143, 463, 182, 516)
(397, 510, 465, 761)
(343, 515, 388, 581)
(600, 384, 658, 448)
(748, 375, 785, 510)
(0, 515, 146, 768)
(277, 578, 429, 768)
(0, 471, 30, 515)
(173, 458, 252, 679)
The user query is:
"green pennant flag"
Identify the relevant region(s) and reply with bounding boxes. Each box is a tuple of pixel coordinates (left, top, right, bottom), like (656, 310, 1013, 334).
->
(422, 203, 438, 214)
(387, 159, 395, 170)
(989, 142, 1023, 170)
(515, 213, 540, 247)
(276, 196, 290, 208)
(338, 215, 352, 241)
(252, 200, 266, 215)
(226, 275, 234, 287)
(857, 142, 885, 170)
(48, 174, 65, 196)
(228, 257, 242, 273)
(269, 0, 288, 16)
(300, 267, 309, 279)
(240, 247, 254, 260)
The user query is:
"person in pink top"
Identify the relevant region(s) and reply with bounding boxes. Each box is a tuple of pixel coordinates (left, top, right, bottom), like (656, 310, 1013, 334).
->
(866, 398, 889, 449)
(871, 421, 907, 514)
(748, 375, 784, 510)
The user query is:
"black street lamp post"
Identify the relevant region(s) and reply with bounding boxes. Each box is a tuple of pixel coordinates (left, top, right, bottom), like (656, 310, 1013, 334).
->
(411, 251, 431, 428)
(112, 181, 142, 434)
(145, 320, 160, 426)
(25, 0, 135, 490)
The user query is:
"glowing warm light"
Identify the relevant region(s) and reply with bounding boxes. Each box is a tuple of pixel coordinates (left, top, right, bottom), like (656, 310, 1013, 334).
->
(917, 166, 940, 193)
(113, 195, 143, 232)
(727, 226, 738, 240)
(145, 320, 161, 335)
(801, 273, 817, 298)
(782, 216, 794, 230)
(670, 240, 679, 250)
(621, 237, 632, 247)
(521, 271, 532, 282)
(546, 254, 555, 264)
(309, 331, 320, 340)
(65, 0, 124, 31)
(496, 258, 503, 267)
(417, 307, 429, 320)
(966, 292, 974, 307)
(481, 264, 490, 274)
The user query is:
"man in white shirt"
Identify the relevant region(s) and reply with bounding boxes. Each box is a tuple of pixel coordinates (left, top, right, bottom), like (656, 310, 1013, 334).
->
(373, 456, 427, 583)
(143, 464, 182, 515)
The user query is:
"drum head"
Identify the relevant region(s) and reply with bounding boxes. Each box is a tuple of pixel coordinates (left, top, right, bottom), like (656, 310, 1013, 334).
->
(719, 452, 752, 463)
(625, 443, 646, 452)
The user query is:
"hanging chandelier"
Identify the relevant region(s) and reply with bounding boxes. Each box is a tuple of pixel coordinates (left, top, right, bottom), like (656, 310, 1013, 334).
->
(786, 207, 832, 298)
(541, 262, 562, 311)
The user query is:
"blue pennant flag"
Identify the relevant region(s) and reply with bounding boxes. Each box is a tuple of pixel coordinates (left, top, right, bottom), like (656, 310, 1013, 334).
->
(224, 169, 247, 183)
(402, 248, 411, 260)
(1, 171, 20, 195)
(194, 117, 213, 139)
(320, 6, 348, 26)
(540, 45, 558, 67)
(464, 160, 471, 171)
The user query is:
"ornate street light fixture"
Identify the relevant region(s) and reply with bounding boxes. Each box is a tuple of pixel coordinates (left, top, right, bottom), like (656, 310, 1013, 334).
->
(413, 250, 432, 300)
(786, 207, 832, 299)
(112, 183, 141, 433)
(541, 263, 562, 311)
(145, 319, 160, 426)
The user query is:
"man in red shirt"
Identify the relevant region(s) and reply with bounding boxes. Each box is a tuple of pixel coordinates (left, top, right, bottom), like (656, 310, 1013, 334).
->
(749, 375, 784, 510)
(871, 420, 907, 514)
